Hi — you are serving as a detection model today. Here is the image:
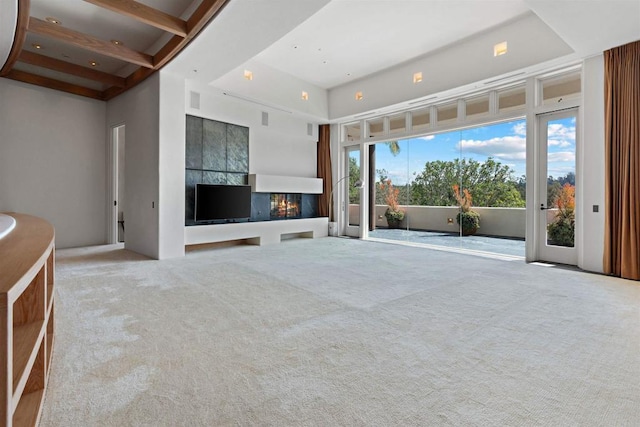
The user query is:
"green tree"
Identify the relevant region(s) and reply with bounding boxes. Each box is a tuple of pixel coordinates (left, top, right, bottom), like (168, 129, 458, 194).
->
(411, 160, 459, 206)
(375, 169, 389, 205)
(515, 175, 526, 201)
(411, 157, 525, 207)
(386, 140, 400, 156)
(348, 156, 360, 203)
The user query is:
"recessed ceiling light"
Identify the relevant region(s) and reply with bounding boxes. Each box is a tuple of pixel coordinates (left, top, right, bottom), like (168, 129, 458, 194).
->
(301, 91, 309, 101)
(32, 43, 42, 49)
(111, 40, 123, 46)
(413, 72, 423, 84)
(45, 17, 61, 25)
(89, 60, 99, 67)
(355, 91, 363, 101)
(244, 70, 253, 80)
(494, 41, 508, 57)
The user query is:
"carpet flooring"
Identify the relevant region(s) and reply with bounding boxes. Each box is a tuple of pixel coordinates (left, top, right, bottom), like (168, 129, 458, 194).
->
(40, 237, 640, 426)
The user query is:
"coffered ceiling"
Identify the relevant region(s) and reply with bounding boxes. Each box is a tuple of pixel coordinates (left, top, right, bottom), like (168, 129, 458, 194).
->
(0, 0, 229, 100)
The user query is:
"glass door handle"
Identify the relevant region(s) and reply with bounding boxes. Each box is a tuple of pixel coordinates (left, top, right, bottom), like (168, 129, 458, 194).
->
(540, 204, 550, 210)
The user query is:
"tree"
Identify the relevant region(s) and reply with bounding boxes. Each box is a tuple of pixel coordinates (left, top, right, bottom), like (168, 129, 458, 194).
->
(348, 156, 360, 203)
(386, 140, 400, 156)
(515, 175, 527, 201)
(547, 172, 575, 207)
(547, 183, 575, 246)
(411, 157, 525, 207)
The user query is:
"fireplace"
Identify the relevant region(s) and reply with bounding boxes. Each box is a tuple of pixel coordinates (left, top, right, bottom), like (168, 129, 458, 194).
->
(270, 194, 301, 219)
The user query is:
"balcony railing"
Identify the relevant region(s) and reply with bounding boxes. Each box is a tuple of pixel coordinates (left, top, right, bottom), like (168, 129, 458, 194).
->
(349, 204, 527, 239)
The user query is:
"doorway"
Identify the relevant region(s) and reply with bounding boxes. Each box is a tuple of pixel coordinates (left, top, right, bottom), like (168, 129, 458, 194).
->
(536, 109, 577, 265)
(109, 124, 126, 244)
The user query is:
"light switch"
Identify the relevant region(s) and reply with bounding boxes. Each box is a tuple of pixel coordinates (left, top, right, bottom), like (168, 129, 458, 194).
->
(593, 205, 599, 213)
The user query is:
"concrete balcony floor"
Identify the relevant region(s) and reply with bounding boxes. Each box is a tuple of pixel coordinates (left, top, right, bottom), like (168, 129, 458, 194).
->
(368, 228, 525, 258)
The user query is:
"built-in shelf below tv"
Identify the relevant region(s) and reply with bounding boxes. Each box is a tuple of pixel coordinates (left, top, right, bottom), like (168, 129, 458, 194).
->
(195, 184, 252, 223)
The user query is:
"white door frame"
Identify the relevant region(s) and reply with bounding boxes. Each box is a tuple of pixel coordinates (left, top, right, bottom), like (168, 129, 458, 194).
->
(535, 108, 578, 265)
(107, 124, 124, 244)
(345, 146, 361, 237)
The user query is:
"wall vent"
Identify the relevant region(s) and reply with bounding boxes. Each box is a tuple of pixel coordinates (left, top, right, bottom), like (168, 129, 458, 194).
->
(190, 91, 200, 109)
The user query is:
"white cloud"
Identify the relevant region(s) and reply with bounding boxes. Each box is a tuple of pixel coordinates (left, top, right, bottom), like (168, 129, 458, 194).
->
(548, 165, 575, 176)
(456, 136, 526, 161)
(512, 122, 526, 136)
(547, 151, 575, 162)
(548, 139, 572, 148)
(417, 135, 435, 141)
(548, 123, 575, 142)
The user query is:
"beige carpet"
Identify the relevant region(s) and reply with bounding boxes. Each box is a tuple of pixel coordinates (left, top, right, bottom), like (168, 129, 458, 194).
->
(41, 237, 640, 426)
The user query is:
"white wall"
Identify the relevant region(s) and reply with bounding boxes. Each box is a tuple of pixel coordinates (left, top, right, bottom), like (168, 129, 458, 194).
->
(106, 75, 160, 259)
(579, 55, 605, 272)
(186, 81, 318, 177)
(158, 71, 186, 259)
(0, 79, 106, 248)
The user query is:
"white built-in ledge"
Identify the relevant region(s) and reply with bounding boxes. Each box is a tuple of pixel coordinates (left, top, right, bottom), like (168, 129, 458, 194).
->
(249, 174, 323, 194)
(185, 217, 329, 246)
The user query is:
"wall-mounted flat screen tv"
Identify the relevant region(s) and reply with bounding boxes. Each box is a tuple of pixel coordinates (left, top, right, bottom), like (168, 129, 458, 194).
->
(195, 184, 252, 222)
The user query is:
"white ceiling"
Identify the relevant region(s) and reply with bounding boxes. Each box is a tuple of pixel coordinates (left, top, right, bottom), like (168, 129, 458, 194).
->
(174, 0, 637, 120)
(254, 0, 532, 89)
(2, 0, 638, 117)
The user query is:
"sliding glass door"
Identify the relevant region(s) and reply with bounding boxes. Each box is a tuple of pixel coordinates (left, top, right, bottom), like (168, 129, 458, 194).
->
(368, 119, 527, 257)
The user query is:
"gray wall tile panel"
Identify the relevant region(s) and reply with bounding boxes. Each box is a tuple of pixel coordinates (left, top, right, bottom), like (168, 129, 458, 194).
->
(226, 124, 249, 173)
(202, 119, 226, 171)
(185, 169, 203, 225)
(185, 116, 202, 169)
(203, 171, 227, 184)
(226, 173, 247, 185)
(302, 194, 319, 218)
(251, 193, 270, 221)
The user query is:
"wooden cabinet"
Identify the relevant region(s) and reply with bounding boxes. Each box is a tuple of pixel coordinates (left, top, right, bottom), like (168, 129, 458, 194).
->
(0, 213, 55, 427)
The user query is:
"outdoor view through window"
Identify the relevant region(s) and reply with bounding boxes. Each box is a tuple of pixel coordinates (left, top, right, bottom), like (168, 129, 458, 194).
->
(348, 117, 577, 257)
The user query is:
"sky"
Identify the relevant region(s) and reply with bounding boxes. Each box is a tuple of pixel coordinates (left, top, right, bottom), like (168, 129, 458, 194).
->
(362, 117, 576, 185)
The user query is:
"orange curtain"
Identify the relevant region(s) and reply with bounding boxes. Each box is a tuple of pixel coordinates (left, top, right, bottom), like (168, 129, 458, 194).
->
(603, 40, 640, 280)
(317, 124, 332, 219)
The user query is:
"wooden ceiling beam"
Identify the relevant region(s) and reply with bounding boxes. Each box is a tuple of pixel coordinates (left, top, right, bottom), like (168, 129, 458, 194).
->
(104, 0, 230, 101)
(4, 69, 105, 100)
(102, 66, 153, 100)
(28, 17, 154, 68)
(83, 0, 188, 37)
(154, 0, 229, 69)
(18, 50, 126, 87)
(187, 0, 229, 35)
(0, 0, 31, 76)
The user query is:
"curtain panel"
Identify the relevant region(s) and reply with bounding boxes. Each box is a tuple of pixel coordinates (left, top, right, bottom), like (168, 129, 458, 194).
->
(603, 40, 640, 280)
(317, 124, 332, 219)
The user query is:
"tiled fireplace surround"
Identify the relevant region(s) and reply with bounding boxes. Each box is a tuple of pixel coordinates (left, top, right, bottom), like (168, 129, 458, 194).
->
(185, 115, 318, 226)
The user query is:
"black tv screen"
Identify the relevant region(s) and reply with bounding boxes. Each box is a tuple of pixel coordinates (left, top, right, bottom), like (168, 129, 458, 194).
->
(195, 184, 252, 222)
